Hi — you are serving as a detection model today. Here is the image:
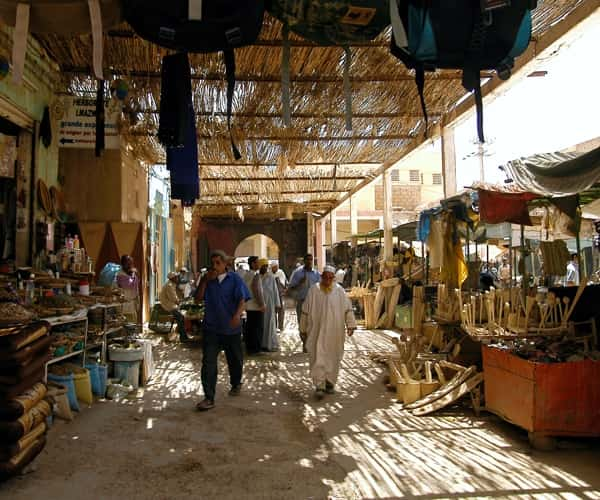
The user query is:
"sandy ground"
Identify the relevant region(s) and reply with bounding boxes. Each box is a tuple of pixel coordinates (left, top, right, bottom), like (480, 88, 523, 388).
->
(2, 307, 600, 499)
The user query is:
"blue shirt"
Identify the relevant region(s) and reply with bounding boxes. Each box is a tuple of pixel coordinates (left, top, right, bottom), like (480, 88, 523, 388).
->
(289, 266, 321, 301)
(203, 272, 251, 335)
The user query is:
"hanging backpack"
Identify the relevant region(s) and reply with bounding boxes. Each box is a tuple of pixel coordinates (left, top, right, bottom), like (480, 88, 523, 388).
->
(0, 0, 121, 83)
(389, 0, 536, 142)
(122, 0, 266, 159)
(267, 0, 390, 130)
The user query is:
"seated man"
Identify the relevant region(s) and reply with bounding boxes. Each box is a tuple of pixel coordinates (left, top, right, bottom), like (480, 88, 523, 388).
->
(159, 272, 189, 341)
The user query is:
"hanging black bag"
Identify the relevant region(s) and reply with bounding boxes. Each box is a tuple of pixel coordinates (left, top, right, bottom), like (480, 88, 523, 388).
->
(122, 0, 266, 159)
(389, 0, 537, 142)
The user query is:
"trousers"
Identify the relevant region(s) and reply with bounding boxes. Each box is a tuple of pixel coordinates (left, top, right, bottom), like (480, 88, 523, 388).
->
(201, 331, 243, 402)
(244, 310, 263, 354)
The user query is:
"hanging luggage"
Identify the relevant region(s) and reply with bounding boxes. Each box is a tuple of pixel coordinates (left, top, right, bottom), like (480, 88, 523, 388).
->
(122, 0, 266, 159)
(389, 0, 536, 142)
(0, 0, 121, 81)
(267, 0, 390, 129)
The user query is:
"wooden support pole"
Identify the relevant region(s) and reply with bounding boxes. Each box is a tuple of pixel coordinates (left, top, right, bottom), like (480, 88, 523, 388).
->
(383, 170, 394, 262)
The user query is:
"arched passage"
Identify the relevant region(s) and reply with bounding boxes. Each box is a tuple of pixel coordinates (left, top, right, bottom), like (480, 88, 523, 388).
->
(192, 218, 307, 277)
(234, 233, 279, 261)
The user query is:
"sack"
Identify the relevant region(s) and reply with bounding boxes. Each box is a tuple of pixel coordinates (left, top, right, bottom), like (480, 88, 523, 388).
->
(268, 0, 389, 129)
(123, 0, 266, 159)
(98, 263, 121, 287)
(389, 0, 535, 142)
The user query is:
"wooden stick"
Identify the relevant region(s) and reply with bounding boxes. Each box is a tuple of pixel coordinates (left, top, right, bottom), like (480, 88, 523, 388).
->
(434, 363, 447, 385)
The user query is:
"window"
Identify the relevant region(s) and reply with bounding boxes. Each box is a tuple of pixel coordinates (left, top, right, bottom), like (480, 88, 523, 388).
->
(390, 169, 400, 182)
(432, 173, 442, 185)
(409, 169, 420, 183)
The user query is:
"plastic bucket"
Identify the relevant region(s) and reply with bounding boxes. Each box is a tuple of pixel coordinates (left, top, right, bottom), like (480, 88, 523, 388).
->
(97, 364, 108, 397)
(85, 363, 101, 396)
(113, 361, 141, 390)
(72, 369, 93, 405)
(47, 373, 79, 411)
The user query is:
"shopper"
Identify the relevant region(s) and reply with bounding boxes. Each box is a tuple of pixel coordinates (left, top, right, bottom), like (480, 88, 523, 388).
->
(299, 266, 356, 399)
(195, 250, 251, 411)
(259, 259, 281, 351)
(565, 253, 580, 286)
(241, 256, 265, 355)
(271, 261, 287, 331)
(159, 272, 188, 341)
(288, 254, 320, 352)
(116, 255, 140, 323)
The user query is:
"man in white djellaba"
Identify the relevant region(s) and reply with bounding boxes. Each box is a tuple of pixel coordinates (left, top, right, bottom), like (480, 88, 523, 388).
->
(300, 266, 356, 399)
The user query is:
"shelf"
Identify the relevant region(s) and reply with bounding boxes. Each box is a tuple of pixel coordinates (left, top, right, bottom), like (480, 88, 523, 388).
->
(47, 349, 84, 365)
(46, 314, 88, 327)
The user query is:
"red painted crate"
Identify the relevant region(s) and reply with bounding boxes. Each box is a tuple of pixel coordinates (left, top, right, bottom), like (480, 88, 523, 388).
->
(482, 345, 600, 437)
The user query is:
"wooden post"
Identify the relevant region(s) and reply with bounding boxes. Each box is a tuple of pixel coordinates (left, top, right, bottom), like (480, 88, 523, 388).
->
(315, 218, 326, 270)
(383, 170, 393, 261)
(307, 213, 314, 255)
(441, 125, 457, 198)
(350, 194, 358, 236)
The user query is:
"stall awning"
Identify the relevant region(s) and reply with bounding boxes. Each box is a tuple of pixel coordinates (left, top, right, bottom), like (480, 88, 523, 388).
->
(503, 146, 600, 196)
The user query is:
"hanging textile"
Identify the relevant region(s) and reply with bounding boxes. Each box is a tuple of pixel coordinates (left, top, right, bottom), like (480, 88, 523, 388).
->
(539, 240, 570, 276)
(478, 188, 539, 225)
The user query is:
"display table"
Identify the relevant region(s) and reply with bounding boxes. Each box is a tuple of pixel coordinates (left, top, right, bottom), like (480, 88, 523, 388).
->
(482, 345, 600, 447)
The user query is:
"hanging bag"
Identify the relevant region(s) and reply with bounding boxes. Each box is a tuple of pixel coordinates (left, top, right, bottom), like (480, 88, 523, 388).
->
(389, 0, 536, 142)
(0, 0, 121, 82)
(123, 0, 266, 159)
(267, 0, 390, 129)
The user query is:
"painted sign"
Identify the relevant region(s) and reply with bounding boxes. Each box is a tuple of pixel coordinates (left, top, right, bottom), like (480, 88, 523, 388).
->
(58, 96, 120, 149)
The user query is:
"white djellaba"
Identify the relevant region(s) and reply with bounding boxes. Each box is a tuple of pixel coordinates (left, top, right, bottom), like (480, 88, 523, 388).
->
(300, 279, 356, 389)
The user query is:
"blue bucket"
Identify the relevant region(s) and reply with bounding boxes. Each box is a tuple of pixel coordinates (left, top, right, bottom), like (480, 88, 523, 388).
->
(97, 364, 108, 397)
(47, 372, 80, 411)
(85, 363, 101, 396)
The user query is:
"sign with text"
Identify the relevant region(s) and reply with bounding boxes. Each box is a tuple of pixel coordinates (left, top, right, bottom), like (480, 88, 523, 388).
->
(58, 97, 120, 149)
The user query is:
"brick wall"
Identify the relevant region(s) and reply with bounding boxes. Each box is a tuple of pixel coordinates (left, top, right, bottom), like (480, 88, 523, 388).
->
(374, 185, 422, 211)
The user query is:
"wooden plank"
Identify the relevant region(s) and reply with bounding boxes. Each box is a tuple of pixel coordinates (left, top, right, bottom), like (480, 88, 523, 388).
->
(412, 373, 484, 416)
(385, 285, 402, 329)
(401, 366, 477, 410)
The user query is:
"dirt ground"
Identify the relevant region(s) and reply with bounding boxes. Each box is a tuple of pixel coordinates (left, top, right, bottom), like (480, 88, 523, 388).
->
(2, 307, 600, 499)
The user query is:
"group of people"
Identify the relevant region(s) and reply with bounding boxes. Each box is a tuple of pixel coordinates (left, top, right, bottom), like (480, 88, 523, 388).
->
(193, 251, 357, 410)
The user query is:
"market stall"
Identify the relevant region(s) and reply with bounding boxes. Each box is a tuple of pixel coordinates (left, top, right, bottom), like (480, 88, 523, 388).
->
(0, 274, 153, 479)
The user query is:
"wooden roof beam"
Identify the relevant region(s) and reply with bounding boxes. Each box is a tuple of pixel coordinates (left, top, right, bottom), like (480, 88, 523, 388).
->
(199, 176, 369, 181)
(63, 66, 492, 83)
(137, 110, 442, 119)
(200, 188, 352, 196)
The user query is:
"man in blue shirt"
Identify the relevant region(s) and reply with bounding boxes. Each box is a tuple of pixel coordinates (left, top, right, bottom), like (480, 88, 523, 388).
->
(195, 250, 251, 411)
(288, 254, 320, 352)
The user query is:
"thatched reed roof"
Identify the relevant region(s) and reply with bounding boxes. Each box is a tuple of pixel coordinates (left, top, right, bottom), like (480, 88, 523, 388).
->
(24, 0, 595, 219)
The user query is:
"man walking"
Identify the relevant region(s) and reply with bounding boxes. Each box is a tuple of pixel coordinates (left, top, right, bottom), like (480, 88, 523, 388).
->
(288, 254, 320, 352)
(299, 266, 356, 400)
(195, 250, 250, 411)
(259, 258, 281, 351)
(271, 261, 287, 331)
(242, 256, 265, 355)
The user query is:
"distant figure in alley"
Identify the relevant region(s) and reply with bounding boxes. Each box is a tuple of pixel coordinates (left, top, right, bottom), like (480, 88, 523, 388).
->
(300, 266, 356, 399)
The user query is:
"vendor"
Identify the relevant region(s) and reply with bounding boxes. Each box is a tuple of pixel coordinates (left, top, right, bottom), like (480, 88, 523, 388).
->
(116, 255, 140, 323)
(159, 272, 189, 342)
(177, 266, 191, 299)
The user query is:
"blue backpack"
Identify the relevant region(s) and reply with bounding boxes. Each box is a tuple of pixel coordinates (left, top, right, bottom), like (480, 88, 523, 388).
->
(390, 0, 536, 142)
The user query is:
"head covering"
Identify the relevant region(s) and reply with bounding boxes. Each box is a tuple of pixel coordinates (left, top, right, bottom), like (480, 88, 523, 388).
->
(168, 271, 179, 280)
(179, 267, 188, 273)
(257, 258, 269, 267)
(323, 265, 336, 275)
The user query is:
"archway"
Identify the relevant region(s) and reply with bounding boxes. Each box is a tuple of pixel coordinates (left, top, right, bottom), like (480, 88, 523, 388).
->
(234, 233, 279, 262)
